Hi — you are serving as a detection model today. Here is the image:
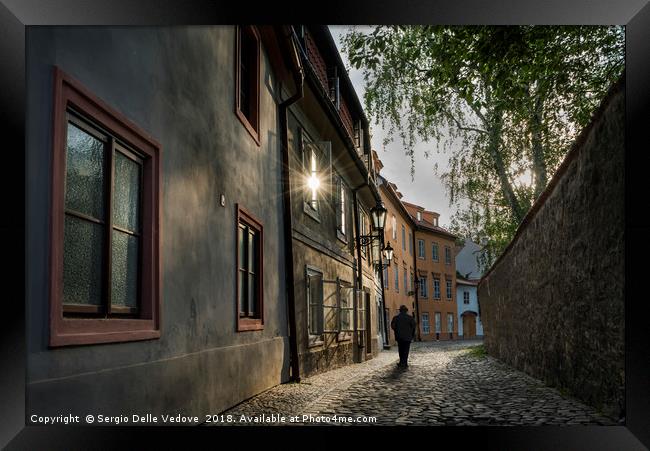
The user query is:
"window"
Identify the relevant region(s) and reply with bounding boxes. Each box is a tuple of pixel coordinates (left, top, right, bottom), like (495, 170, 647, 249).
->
(394, 266, 399, 293)
(403, 266, 407, 292)
(383, 267, 389, 289)
(356, 290, 368, 332)
(408, 232, 413, 255)
(307, 142, 319, 211)
(237, 206, 264, 331)
(49, 68, 161, 347)
(336, 175, 346, 238)
(235, 25, 260, 144)
(401, 225, 406, 250)
(353, 120, 364, 152)
(433, 277, 441, 299)
(328, 66, 340, 110)
(435, 312, 441, 333)
(417, 211, 422, 221)
(446, 278, 452, 299)
(447, 313, 454, 333)
(391, 215, 397, 240)
(301, 130, 331, 218)
(410, 270, 414, 292)
(445, 246, 452, 265)
(433, 217, 438, 227)
(419, 276, 428, 298)
(418, 239, 425, 259)
(432, 242, 439, 261)
(307, 267, 324, 336)
(338, 280, 354, 333)
(464, 291, 470, 305)
(421, 313, 430, 335)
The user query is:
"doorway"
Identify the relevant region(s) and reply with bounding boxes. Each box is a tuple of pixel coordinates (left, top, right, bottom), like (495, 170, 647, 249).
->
(462, 312, 477, 339)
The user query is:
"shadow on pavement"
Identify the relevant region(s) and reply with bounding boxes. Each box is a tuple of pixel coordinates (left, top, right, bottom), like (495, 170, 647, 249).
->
(385, 365, 409, 380)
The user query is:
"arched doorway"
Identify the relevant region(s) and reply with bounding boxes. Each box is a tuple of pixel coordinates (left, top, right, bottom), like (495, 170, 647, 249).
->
(462, 311, 477, 339)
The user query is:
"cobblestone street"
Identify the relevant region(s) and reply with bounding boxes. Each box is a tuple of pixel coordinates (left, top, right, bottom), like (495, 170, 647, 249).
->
(209, 340, 618, 426)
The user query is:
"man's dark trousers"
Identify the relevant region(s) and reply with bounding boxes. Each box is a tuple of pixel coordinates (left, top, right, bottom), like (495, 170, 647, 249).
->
(397, 339, 411, 366)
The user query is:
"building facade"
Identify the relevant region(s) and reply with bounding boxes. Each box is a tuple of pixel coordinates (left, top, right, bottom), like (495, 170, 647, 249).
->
(26, 25, 386, 420)
(377, 176, 417, 346)
(377, 164, 458, 343)
(455, 239, 484, 338)
(456, 277, 484, 338)
(286, 26, 385, 377)
(402, 202, 458, 341)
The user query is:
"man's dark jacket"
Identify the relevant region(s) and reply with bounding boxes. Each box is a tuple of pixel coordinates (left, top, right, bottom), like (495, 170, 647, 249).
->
(391, 312, 416, 342)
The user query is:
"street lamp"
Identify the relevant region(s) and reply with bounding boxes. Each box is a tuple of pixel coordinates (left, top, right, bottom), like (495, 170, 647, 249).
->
(358, 202, 388, 249)
(370, 203, 387, 232)
(356, 202, 392, 271)
(382, 241, 394, 263)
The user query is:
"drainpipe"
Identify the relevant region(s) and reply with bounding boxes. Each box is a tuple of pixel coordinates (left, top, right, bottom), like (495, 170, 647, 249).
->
(279, 28, 304, 382)
(351, 188, 364, 363)
(378, 233, 391, 349)
(412, 228, 421, 341)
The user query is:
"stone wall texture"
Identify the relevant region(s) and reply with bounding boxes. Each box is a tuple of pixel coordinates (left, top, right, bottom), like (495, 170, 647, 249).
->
(478, 78, 625, 420)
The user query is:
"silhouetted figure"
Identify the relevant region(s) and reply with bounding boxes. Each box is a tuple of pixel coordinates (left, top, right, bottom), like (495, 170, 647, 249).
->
(391, 305, 416, 368)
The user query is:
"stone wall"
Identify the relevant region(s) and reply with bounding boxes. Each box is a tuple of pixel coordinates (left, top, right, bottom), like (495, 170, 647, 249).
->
(478, 78, 625, 419)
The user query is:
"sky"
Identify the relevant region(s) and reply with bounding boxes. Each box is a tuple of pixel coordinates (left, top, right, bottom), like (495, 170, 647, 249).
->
(328, 25, 458, 229)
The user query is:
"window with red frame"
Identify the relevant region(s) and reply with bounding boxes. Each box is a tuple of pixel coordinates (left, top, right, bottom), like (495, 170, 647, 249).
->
(49, 67, 161, 347)
(236, 205, 264, 331)
(235, 25, 260, 144)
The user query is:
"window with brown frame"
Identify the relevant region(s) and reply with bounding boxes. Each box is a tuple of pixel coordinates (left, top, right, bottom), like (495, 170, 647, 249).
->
(235, 25, 260, 145)
(49, 67, 161, 347)
(236, 205, 264, 331)
(307, 266, 324, 338)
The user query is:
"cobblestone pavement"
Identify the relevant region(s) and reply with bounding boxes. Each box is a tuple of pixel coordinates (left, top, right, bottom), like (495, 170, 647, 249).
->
(210, 340, 618, 426)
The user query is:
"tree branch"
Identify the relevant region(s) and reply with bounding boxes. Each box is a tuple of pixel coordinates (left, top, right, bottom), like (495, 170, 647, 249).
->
(445, 111, 488, 135)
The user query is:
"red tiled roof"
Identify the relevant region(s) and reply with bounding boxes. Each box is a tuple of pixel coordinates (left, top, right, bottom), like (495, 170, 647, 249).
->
(379, 176, 456, 240)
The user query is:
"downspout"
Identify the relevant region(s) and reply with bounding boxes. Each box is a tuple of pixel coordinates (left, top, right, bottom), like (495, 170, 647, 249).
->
(351, 188, 364, 363)
(412, 226, 421, 341)
(279, 29, 304, 382)
(378, 232, 391, 349)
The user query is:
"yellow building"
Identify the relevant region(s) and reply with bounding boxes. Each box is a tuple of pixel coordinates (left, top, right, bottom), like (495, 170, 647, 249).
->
(376, 154, 458, 344)
(378, 178, 416, 346)
(402, 202, 458, 341)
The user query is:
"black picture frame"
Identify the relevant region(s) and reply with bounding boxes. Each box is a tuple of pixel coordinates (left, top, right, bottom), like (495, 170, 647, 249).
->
(2, 0, 649, 448)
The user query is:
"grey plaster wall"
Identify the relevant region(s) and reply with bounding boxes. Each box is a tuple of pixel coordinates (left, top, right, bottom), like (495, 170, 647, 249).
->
(26, 26, 289, 417)
(477, 81, 625, 419)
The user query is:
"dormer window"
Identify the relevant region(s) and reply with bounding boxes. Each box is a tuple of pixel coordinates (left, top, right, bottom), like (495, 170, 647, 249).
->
(328, 66, 340, 110)
(417, 211, 422, 221)
(353, 120, 364, 152)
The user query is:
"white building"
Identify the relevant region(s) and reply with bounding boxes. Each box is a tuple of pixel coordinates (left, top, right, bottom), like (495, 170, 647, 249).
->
(456, 277, 483, 338)
(455, 239, 484, 339)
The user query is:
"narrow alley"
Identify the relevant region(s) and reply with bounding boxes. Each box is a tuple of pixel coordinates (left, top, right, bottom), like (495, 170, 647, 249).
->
(211, 341, 618, 426)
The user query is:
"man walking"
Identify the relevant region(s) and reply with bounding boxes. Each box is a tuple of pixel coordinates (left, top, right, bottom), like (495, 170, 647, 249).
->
(391, 305, 416, 368)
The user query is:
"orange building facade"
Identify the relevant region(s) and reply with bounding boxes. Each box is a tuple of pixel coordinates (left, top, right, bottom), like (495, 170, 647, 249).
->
(402, 202, 458, 341)
(376, 154, 458, 344)
(378, 179, 417, 346)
